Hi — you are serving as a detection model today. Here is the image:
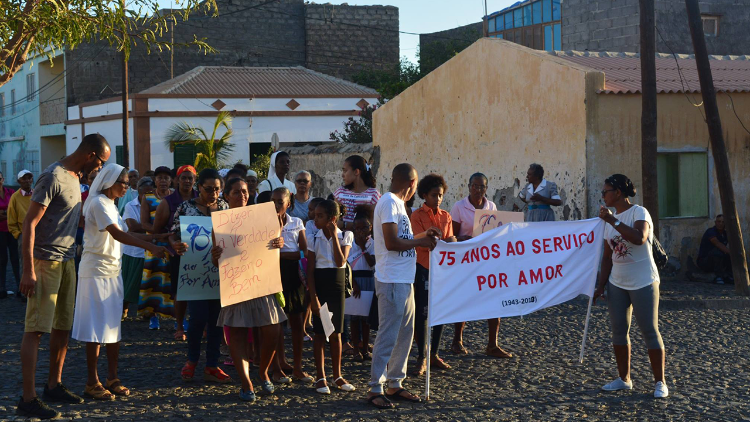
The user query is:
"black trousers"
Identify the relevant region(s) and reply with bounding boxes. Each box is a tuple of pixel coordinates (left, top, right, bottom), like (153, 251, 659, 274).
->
(698, 249, 732, 279)
(414, 264, 444, 359)
(0, 231, 20, 292)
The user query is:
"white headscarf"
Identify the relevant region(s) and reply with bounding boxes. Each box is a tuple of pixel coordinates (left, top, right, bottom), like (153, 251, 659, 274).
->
(268, 151, 281, 186)
(83, 163, 126, 216)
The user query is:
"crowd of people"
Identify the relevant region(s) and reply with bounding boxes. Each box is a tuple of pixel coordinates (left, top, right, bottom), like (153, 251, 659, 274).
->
(7, 133, 670, 419)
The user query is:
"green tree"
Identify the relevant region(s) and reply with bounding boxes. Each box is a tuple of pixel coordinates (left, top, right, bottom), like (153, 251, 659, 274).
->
(329, 103, 377, 144)
(0, 0, 217, 87)
(165, 111, 234, 172)
(248, 146, 273, 181)
(352, 59, 422, 101)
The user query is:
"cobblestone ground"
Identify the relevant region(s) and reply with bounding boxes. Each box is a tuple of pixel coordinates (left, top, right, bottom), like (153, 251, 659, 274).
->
(1, 280, 749, 421)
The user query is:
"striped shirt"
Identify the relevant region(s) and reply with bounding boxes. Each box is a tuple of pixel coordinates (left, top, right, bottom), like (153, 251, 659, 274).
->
(333, 186, 381, 223)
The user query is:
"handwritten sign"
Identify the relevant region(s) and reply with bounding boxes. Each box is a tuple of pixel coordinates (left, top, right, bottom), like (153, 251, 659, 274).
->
(211, 202, 282, 307)
(176, 216, 221, 301)
(472, 210, 524, 237)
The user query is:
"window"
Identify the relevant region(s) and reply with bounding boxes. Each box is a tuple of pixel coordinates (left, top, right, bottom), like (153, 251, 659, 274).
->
(524, 27, 533, 48)
(497, 14, 504, 31)
(174, 143, 197, 168)
(523, 5, 532, 26)
(544, 25, 553, 51)
(1, 161, 6, 178)
(514, 8, 523, 28)
(497, 33, 504, 39)
(26, 73, 35, 102)
(534, 25, 543, 49)
(542, 0, 552, 22)
(11, 89, 15, 114)
(116, 146, 124, 166)
(532, 1, 542, 24)
(552, 0, 561, 21)
(702, 16, 719, 36)
(0, 93, 4, 117)
(25, 150, 40, 173)
(505, 12, 513, 30)
(554, 23, 562, 50)
(657, 152, 709, 218)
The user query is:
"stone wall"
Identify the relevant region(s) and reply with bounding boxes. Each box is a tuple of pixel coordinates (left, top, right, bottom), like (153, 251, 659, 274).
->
(305, 3, 399, 80)
(562, 0, 750, 54)
(65, 0, 399, 105)
(418, 22, 483, 74)
(286, 142, 377, 199)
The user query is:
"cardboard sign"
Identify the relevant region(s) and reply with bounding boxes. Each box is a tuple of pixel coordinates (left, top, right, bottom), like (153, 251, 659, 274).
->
(211, 202, 283, 307)
(429, 219, 605, 326)
(472, 210, 525, 237)
(177, 216, 220, 301)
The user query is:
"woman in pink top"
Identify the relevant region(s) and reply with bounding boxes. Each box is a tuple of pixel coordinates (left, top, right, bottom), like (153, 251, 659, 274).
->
(333, 155, 380, 230)
(449, 172, 513, 359)
(0, 172, 19, 297)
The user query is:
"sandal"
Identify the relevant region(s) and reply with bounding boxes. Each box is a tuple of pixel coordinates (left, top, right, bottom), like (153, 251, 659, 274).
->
(315, 378, 330, 395)
(485, 346, 513, 358)
(334, 377, 355, 392)
(259, 380, 275, 395)
(385, 388, 422, 403)
(450, 343, 469, 355)
(173, 329, 186, 341)
(272, 373, 292, 384)
(84, 383, 115, 401)
(292, 373, 314, 383)
(181, 361, 196, 382)
(104, 378, 130, 396)
(342, 342, 356, 356)
(367, 393, 394, 409)
(352, 350, 365, 362)
(204, 367, 232, 383)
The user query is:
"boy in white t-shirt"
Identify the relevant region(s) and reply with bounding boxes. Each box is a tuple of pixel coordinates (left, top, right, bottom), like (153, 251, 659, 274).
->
(367, 164, 439, 409)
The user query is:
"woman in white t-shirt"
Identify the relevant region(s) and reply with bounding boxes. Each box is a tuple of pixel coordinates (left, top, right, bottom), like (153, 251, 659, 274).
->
(593, 174, 668, 399)
(72, 164, 170, 400)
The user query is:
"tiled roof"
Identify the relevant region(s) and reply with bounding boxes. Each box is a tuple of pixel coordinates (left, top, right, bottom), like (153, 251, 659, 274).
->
(140, 66, 379, 97)
(553, 51, 750, 94)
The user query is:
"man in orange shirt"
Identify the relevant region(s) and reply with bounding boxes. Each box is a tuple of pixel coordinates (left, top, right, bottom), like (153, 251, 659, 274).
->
(409, 174, 456, 376)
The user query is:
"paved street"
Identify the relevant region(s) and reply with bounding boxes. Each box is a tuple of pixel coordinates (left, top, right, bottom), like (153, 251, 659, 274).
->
(1, 280, 748, 421)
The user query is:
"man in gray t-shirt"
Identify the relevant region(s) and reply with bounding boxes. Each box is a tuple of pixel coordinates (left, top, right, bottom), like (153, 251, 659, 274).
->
(30, 163, 82, 261)
(17, 134, 111, 419)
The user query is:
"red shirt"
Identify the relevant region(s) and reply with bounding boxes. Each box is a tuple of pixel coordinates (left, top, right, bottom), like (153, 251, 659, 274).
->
(410, 204, 453, 269)
(0, 186, 16, 232)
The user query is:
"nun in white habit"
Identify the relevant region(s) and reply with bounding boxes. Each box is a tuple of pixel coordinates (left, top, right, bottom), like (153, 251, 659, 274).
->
(72, 163, 170, 400)
(257, 150, 297, 194)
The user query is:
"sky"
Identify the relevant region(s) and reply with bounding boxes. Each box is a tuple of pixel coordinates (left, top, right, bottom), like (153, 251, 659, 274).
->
(322, 0, 518, 64)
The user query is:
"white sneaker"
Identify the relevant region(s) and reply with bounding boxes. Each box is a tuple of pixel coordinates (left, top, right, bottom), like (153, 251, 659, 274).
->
(654, 381, 669, 398)
(602, 377, 633, 391)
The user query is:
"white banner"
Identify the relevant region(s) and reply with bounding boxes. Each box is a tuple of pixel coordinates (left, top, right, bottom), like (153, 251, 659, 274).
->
(427, 218, 605, 327)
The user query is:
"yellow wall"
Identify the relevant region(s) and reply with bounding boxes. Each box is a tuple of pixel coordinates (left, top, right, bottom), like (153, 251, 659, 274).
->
(588, 92, 750, 267)
(374, 38, 600, 220)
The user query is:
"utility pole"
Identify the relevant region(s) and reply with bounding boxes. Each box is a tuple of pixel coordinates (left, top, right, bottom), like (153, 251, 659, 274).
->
(483, 0, 488, 37)
(685, 0, 750, 296)
(639, 0, 659, 237)
(121, 0, 130, 168)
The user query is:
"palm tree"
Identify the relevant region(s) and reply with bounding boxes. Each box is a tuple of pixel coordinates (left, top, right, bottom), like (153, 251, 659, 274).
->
(164, 111, 235, 172)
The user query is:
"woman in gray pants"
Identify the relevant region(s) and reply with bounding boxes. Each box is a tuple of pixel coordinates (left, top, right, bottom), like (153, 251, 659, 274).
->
(593, 174, 668, 398)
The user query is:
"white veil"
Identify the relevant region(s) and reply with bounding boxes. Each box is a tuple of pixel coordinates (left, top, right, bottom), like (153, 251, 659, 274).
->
(83, 163, 126, 216)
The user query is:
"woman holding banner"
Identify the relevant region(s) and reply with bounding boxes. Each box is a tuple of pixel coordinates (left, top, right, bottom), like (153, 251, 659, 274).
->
(594, 174, 668, 399)
(73, 164, 171, 400)
(449, 173, 513, 359)
(212, 177, 287, 402)
(169, 169, 232, 385)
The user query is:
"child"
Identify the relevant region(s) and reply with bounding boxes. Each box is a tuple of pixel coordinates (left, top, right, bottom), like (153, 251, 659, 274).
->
(272, 187, 313, 383)
(307, 199, 355, 394)
(348, 210, 376, 362)
(305, 197, 325, 246)
(410, 173, 457, 376)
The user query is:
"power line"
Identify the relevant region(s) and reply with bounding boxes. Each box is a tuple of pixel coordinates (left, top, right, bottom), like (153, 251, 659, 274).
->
(655, 25, 706, 121)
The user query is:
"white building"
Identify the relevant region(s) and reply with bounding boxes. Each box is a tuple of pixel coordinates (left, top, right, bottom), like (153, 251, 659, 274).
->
(0, 50, 66, 184)
(65, 66, 380, 172)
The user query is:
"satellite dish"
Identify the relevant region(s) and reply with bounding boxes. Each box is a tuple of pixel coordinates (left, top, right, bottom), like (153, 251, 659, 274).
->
(271, 133, 280, 151)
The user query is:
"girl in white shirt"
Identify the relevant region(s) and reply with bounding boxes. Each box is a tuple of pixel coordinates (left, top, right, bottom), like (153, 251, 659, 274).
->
(272, 187, 313, 384)
(347, 211, 376, 362)
(307, 199, 355, 394)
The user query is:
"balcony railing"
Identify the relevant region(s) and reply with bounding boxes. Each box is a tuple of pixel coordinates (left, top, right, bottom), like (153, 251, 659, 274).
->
(39, 98, 65, 125)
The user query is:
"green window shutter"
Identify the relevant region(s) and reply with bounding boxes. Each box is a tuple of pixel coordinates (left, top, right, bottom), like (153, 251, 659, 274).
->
(657, 153, 679, 218)
(174, 144, 197, 168)
(678, 152, 708, 217)
(115, 146, 123, 166)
